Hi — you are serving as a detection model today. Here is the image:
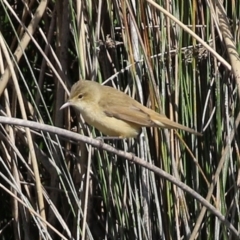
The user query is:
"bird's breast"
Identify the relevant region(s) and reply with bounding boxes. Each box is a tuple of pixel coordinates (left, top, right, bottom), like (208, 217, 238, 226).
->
(80, 104, 140, 138)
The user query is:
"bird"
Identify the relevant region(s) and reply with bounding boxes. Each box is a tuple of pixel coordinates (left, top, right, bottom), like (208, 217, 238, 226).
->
(60, 80, 202, 137)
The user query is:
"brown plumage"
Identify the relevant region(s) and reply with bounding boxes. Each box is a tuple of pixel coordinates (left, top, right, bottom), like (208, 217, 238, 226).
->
(60, 80, 202, 137)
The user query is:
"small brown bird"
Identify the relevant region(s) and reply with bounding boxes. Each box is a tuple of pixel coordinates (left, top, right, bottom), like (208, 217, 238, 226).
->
(60, 80, 202, 137)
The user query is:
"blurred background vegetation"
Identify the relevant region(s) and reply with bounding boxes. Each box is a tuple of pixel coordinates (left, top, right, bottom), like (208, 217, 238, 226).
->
(0, 0, 240, 239)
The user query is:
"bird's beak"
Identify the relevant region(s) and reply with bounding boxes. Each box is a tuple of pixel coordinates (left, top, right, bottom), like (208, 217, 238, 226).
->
(60, 101, 71, 110)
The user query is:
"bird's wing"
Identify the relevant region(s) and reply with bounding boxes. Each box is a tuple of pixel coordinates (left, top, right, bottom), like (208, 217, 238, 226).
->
(102, 101, 154, 127)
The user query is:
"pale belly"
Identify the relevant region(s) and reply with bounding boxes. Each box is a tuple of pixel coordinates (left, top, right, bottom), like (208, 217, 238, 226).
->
(81, 108, 140, 138)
